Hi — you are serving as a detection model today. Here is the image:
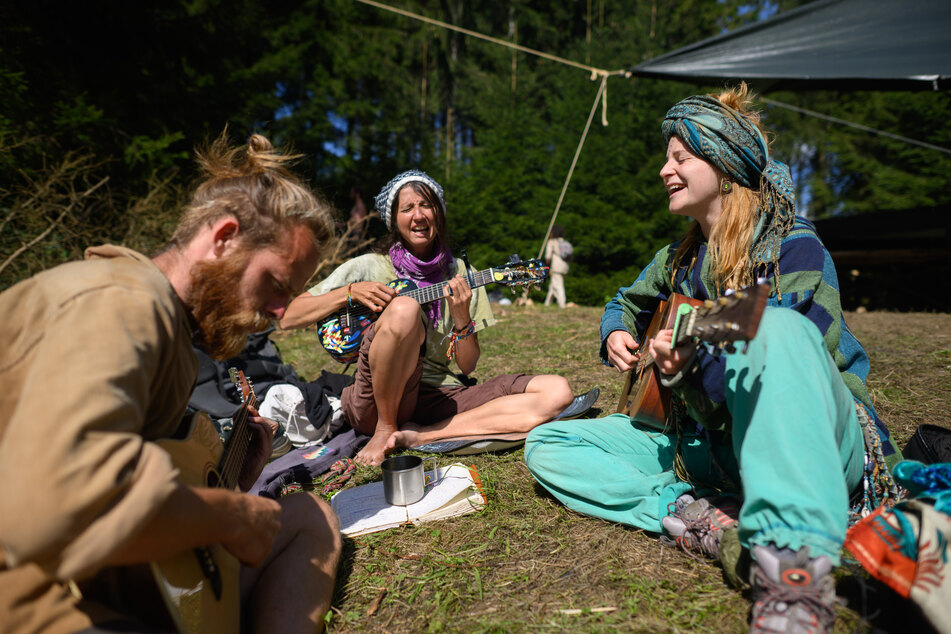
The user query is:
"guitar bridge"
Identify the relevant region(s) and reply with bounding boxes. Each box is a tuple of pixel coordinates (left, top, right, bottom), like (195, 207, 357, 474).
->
(193, 546, 223, 600)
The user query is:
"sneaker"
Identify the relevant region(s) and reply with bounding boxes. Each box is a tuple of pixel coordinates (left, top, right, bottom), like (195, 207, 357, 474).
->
(750, 545, 837, 634)
(271, 424, 292, 459)
(661, 493, 739, 560)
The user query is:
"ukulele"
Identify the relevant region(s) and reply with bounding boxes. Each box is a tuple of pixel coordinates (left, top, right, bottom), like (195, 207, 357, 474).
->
(147, 369, 257, 634)
(616, 284, 769, 431)
(317, 255, 547, 363)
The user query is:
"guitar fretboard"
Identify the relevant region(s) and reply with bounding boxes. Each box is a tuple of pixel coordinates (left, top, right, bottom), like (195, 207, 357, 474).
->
(219, 380, 257, 490)
(342, 268, 497, 321)
(402, 268, 495, 305)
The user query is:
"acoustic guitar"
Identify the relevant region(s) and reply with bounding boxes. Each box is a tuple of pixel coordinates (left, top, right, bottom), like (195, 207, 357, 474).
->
(616, 284, 769, 431)
(148, 368, 257, 634)
(317, 255, 547, 363)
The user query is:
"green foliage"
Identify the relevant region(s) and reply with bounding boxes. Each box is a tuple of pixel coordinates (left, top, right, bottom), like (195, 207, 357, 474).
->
(2, 0, 949, 299)
(124, 132, 188, 172)
(765, 89, 951, 217)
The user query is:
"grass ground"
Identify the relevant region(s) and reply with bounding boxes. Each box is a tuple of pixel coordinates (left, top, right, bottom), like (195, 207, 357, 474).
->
(271, 305, 951, 633)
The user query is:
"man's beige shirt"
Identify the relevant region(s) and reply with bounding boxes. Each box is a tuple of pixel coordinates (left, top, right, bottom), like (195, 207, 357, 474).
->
(0, 246, 197, 633)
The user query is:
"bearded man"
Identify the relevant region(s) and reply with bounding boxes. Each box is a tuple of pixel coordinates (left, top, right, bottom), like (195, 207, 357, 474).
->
(0, 133, 340, 633)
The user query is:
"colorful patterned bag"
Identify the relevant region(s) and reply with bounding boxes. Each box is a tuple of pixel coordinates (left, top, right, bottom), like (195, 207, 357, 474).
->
(844, 461, 951, 633)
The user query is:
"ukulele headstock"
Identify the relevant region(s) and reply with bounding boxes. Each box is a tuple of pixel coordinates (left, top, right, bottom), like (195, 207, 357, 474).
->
(490, 255, 549, 288)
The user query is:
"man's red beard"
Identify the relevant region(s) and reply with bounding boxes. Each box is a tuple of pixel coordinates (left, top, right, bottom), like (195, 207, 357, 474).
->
(187, 251, 271, 360)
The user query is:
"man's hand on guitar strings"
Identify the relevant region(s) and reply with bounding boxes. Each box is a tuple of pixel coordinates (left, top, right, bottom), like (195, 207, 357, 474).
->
(648, 329, 693, 376)
(606, 330, 640, 372)
(351, 281, 396, 312)
(238, 406, 279, 492)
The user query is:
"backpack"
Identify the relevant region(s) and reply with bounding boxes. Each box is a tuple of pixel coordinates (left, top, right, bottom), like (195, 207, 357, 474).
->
(188, 327, 301, 419)
(558, 238, 573, 261)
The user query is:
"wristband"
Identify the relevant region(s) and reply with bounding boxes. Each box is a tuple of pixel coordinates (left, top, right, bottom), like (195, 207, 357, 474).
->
(453, 319, 475, 334)
(347, 283, 354, 308)
(442, 320, 476, 360)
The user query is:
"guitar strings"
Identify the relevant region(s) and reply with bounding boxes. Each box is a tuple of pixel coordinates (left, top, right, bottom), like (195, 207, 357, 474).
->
(219, 389, 258, 489)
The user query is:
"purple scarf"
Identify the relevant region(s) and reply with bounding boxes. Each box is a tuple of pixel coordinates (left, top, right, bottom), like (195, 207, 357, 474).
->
(389, 242, 452, 326)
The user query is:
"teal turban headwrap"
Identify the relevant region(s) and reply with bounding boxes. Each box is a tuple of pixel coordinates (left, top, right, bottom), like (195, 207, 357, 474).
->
(662, 95, 797, 284)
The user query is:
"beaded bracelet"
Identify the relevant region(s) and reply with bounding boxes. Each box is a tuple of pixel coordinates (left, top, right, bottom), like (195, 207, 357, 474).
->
(442, 319, 476, 360)
(347, 283, 354, 308)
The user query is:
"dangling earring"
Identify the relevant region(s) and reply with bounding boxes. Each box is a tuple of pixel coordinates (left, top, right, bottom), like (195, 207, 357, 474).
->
(720, 180, 733, 194)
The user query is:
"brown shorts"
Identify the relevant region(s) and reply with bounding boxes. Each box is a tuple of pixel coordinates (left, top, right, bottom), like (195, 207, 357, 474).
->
(340, 322, 533, 435)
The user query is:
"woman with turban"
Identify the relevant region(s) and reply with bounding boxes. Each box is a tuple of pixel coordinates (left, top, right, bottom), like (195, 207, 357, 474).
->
(525, 85, 901, 633)
(282, 170, 573, 466)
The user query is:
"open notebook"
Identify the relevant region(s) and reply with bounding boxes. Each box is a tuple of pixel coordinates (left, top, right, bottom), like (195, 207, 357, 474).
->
(331, 463, 487, 537)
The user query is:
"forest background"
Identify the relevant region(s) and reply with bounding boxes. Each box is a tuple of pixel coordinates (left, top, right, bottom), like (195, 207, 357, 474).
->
(3, 0, 950, 306)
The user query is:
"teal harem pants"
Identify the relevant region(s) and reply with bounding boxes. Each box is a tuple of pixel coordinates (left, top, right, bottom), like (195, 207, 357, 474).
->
(525, 308, 865, 563)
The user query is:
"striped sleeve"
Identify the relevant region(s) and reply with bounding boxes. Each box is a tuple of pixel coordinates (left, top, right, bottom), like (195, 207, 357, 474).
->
(771, 219, 896, 457)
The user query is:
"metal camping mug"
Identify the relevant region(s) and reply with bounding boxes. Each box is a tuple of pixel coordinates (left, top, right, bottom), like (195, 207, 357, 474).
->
(381, 455, 437, 506)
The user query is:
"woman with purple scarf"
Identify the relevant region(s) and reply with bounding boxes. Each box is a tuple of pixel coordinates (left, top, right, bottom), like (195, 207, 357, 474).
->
(283, 170, 573, 465)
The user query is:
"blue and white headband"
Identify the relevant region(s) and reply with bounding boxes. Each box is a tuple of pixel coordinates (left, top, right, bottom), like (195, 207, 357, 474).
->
(374, 170, 445, 229)
(662, 94, 797, 273)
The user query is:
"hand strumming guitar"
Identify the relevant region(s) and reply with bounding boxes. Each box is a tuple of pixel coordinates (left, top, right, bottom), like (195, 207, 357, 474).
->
(349, 281, 397, 313)
(647, 328, 694, 376)
(216, 490, 282, 568)
(279, 280, 396, 330)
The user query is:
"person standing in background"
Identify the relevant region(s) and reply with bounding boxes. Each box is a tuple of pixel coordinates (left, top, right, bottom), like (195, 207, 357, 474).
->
(543, 225, 571, 308)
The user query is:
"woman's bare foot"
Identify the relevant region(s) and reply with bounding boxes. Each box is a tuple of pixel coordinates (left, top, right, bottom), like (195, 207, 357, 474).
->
(385, 427, 422, 453)
(355, 429, 395, 466)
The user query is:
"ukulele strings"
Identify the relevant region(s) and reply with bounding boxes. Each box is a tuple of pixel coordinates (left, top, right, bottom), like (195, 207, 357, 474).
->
(343, 268, 495, 318)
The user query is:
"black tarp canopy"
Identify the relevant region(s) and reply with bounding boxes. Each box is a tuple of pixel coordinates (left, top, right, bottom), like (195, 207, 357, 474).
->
(628, 0, 951, 92)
